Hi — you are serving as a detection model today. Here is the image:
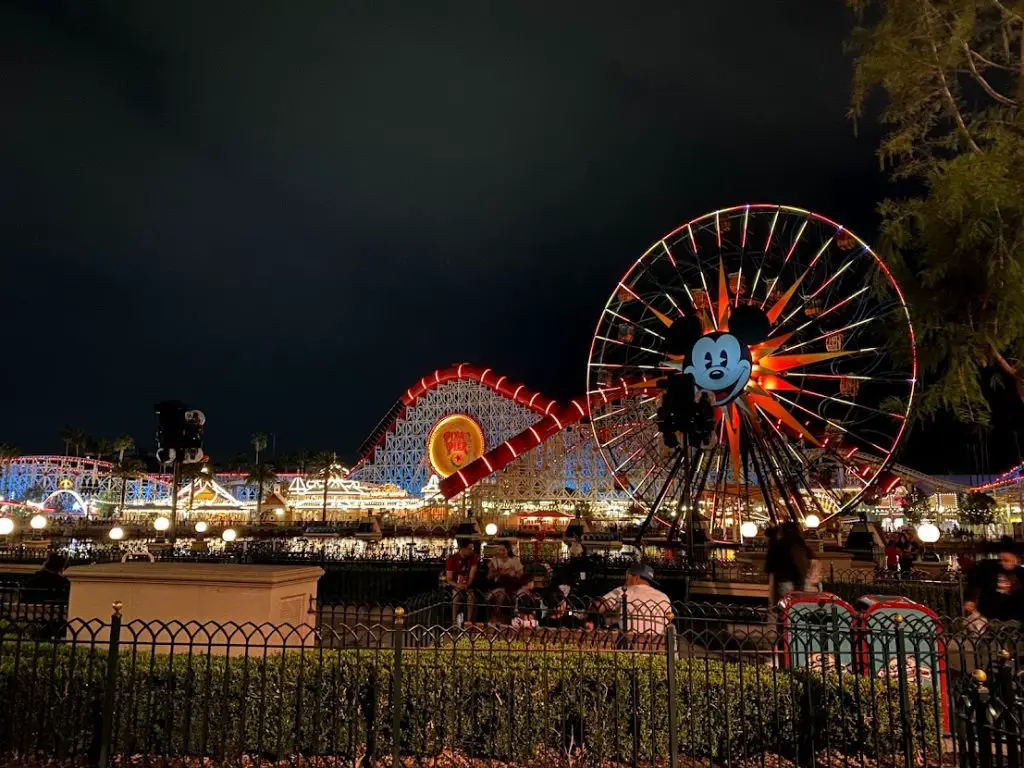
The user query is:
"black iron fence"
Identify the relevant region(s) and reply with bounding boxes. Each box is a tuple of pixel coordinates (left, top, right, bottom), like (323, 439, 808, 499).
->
(0, 599, 1020, 767)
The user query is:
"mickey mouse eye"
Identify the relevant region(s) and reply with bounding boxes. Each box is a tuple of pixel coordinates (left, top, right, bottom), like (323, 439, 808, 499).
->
(704, 351, 713, 369)
(719, 349, 729, 365)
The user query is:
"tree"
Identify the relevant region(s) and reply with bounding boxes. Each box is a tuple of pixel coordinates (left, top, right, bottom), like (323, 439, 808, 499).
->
(900, 484, 935, 524)
(112, 458, 145, 518)
(847, 0, 1024, 423)
(957, 491, 998, 525)
(61, 426, 87, 457)
(246, 462, 278, 523)
(113, 435, 135, 464)
(251, 433, 268, 465)
(308, 452, 339, 523)
(180, 462, 215, 512)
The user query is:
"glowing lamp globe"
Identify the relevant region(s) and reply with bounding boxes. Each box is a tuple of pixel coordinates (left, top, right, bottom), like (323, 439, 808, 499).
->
(740, 521, 758, 539)
(0, 518, 14, 535)
(194, 521, 208, 533)
(108, 526, 125, 541)
(484, 523, 498, 536)
(221, 528, 237, 542)
(804, 514, 820, 530)
(917, 522, 940, 544)
(29, 514, 47, 530)
(153, 516, 170, 532)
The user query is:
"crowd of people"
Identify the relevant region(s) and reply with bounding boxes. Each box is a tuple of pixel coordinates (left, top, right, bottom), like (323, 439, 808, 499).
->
(443, 538, 673, 634)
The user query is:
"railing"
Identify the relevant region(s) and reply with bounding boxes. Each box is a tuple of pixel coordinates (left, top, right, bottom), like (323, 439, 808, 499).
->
(0, 602, 1020, 767)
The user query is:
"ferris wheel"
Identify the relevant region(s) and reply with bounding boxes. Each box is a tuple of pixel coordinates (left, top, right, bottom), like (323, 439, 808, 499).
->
(586, 204, 916, 539)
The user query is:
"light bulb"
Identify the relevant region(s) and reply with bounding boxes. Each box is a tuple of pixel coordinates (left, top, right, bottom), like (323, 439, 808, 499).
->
(917, 522, 940, 544)
(0, 518, 14, 535)
(484, 523, 498, 536)
(221, 528, 237, 542)
(29, 514, 47, 530)
(740, 521, 758, 539)
(804, 514, 820, 529)
(109, 526, 125, 541)
(153, 516, 170, 531)
(194, 521, 208, 533)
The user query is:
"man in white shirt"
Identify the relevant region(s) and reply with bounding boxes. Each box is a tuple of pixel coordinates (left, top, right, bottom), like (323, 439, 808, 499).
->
(598, 563, 672, 635)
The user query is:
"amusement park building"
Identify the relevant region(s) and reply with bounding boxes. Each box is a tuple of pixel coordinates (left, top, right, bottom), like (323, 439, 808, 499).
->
(0, 361, 1011, 526)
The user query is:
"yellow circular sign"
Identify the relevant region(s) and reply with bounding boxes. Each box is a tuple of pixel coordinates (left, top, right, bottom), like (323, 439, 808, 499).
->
(427, 414, 486, 478)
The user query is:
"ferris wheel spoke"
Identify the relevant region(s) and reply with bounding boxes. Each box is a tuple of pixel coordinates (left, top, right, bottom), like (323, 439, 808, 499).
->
(605, 310, 666, 341)
(616, 283, 673, 328)
(775, 316, 879, 356)
(796, 386, 907, 421)
(769, 392, 891, 455)
(780, 285, 871, 341)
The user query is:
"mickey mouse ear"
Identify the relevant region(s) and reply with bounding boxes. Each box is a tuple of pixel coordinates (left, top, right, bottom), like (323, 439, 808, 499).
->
(663, 314, 703, 356)
(728, 305, 770, 344)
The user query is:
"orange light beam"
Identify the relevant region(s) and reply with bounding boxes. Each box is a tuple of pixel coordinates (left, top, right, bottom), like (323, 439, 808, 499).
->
(765, 266, 812, 324)
(758, 349, 864, 373)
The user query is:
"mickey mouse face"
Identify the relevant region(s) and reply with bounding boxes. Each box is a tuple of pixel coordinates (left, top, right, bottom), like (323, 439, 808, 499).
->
(684, 332, 752, 405)
(665, 303, 771, 408)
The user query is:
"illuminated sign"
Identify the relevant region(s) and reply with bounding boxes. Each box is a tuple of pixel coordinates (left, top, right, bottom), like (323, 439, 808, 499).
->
(427, 414, 485, 478)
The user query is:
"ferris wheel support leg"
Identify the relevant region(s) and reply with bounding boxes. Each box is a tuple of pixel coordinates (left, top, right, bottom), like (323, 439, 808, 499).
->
(634, 448, 685, 547)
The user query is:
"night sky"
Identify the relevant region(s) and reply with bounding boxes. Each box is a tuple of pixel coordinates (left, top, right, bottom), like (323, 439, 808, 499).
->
(0, 1, 1016, 476)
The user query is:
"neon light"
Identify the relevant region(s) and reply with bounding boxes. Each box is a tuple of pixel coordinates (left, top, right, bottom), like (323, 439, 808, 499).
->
(512, 384, 524, 400)
(551, 413, 563, 431)
(480, 368, 492, 385)
(741, 205, 749, 249)
(505, 442, 518, 459)
(529, 426, 541, 443)
(571, 400, 586, 416)
(457, 363, 466, 378)
(661, 240, 677, 267)
(544, 401, 555, 415)
(481, 455, 494, 473)
(529, 393, 540, 407)
(495, 375, 507, 392)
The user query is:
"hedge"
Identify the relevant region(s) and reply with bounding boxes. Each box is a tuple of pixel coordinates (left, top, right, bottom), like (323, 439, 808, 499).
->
(0, 641, 940, 765)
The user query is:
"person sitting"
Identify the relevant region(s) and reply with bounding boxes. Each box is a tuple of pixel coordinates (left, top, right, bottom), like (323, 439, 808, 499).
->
(485, 541, 524, 624)
(21, 553, 71, 605)
(445, 539, 479, 626)
(597, 563, 671, 635)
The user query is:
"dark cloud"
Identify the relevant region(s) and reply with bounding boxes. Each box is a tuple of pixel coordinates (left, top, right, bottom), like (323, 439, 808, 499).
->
(2, 0, 914, 465)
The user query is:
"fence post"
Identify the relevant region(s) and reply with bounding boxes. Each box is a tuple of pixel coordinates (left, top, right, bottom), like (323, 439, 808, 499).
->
(893, 615, 915, 768)
(664, 611, 678, 768)
(995, 649, 1017, 768)
(620, 586, 628, 633)
(392, 606, 405, 768)
(97, 601, 123, 768)
(971, 670, 993, 768)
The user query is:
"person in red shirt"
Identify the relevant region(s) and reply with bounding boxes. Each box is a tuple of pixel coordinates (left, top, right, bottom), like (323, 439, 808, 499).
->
(446, 539, 479, 625)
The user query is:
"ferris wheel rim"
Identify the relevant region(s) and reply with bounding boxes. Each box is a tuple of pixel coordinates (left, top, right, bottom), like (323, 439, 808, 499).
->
(585, 203, 918, 525)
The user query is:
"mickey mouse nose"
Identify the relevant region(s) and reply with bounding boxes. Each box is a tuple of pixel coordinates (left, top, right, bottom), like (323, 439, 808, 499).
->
(709, 369, 725, 381)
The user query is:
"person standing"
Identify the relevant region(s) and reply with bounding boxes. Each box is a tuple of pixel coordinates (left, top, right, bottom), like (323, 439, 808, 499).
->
(445, 539, 479, 626)
(765, 521, 813, 605)
(964, 536, 1024, 625)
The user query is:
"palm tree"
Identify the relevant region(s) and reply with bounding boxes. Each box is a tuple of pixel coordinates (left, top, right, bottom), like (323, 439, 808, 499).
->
(180, 462, 215, 512)
(308, 452, 338, 523)
(112, 458, 145, 518)
(246, 462, 278, 523)
(60, 426, 74, 456)
(0, 444, 18, 499)
(65, 428, 87, 457)
(113, 435, 135, 464)
(92, 436, 112, 459)
(251, 433, 268, 465)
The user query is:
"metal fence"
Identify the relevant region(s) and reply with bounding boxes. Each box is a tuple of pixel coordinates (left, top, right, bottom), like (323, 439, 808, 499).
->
(0, 600, 1020, 767)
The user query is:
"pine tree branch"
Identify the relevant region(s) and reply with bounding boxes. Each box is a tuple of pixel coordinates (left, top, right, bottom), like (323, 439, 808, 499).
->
(921, 0, 983, 152)
(988, 0, 1024, 24)
(963, 42, 1020, 105)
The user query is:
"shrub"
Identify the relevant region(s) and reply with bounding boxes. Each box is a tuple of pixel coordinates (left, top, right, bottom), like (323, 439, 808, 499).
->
(0, 641, 941, 765)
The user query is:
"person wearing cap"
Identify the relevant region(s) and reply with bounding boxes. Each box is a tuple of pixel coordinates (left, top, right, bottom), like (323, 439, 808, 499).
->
(597, 563, 672, 635)
(964, 536, 1024, 624)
